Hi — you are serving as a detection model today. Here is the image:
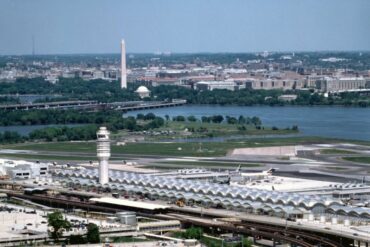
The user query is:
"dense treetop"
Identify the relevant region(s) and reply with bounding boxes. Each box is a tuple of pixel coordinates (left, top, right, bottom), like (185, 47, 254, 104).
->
(0, 77, 368, 106)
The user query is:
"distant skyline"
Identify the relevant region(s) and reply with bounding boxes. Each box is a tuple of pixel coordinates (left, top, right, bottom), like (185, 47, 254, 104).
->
(0, 0, 370, 55)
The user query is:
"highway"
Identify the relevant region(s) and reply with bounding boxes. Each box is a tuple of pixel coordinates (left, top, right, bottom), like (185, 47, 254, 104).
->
(0, 100, 97, 110)
(0, 99, 186, 111)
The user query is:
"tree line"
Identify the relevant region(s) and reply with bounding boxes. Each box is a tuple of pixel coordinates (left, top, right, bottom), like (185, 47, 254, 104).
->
(0, 77, 140, 103)
(151, 85, 370, 107)
(0, 96, 20, 105)
(0, 109, 164, 129)
(0, 111, 165, 143)
(0, 109, 119, 126)
(1, 78, 368, 106)
(166, 114, 297, 133)
(169, 114, 263, 126)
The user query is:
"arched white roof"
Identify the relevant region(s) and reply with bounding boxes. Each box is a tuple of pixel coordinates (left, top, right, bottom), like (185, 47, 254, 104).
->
(56, 169, 366, 218)
(135, 86, 150, 93)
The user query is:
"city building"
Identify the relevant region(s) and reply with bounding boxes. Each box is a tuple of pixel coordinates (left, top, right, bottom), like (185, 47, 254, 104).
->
(278, 94, 298, 101)
(0, 159, 49, 179)
(316, 77, 367, 93)
(195, 80, 236, 91)
(251, 78, 304, 90)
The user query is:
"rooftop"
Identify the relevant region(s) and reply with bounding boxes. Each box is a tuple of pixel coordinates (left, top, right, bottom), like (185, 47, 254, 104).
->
(90, 197, 170, 211)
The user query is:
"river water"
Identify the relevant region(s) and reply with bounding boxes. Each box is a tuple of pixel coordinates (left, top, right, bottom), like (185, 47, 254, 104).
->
(126, 105, 370, 141)
(1, 105, 369, 141)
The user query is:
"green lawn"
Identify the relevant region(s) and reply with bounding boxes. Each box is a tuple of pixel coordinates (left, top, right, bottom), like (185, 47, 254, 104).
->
(320, 149, 357, 155)
(0, 153, 94, 161)
(4, 142, 97, 153)
(144, 120, 298, 141)
(5, 141, 243, 157)
(343, 156, 370, 164)
(167, 121, 295, 134)
(153, 161, 260, 168)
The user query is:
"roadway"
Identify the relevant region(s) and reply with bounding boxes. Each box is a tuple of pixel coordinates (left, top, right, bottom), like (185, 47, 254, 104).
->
(0, 100, 186, 111)
(0, 100, 97, 110)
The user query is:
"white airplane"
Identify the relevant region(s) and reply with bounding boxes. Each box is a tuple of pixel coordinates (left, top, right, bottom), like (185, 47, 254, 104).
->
(239, 167, 276, 178)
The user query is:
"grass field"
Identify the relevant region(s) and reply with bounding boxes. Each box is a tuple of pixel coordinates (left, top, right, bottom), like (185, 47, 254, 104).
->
(2, 136, 368, 158)
(320, 149, 358, 155)
(152, 160, 261, 168)
(164, 121, 297, 136)
(0, 153, 125, 161)
(343, 156, 370, 164)
(0, 153, 92, 161)
(114, 120, 298, 141)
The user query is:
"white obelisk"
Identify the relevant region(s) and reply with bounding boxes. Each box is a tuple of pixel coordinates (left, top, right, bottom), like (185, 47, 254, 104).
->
(121, 39, 127, 89)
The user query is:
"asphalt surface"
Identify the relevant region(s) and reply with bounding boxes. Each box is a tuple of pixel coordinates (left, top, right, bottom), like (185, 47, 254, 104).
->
(1, 143, 369, 182)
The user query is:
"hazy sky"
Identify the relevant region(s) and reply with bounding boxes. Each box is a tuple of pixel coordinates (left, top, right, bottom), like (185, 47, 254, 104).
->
(1, 0, 370, 55)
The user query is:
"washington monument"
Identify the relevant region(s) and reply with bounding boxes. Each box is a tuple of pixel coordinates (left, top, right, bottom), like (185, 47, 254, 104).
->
(121, 39, 127, 89)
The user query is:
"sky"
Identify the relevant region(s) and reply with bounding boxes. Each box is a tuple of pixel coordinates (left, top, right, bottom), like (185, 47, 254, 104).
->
(0, 0, 370, 55)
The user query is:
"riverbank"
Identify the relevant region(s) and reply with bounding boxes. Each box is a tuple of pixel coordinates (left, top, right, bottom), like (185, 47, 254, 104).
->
(126, 105, 370, 141)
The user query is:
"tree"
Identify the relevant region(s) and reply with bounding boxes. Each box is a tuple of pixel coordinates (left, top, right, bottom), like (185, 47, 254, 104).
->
(251, 116, 262, 126)
(183, 227, 203, 240)
(242, 237, 253, 247)
(173, 115, 186, 122)
(238, 125, 246, 131)
(144, 117, 165, 129)
(226, 116, 237, 124)
(201, 116, 211, 123)
(187, 115, 197, 122)
(211, 115, 224, 123)
(47, 211, 71, 241)
(144, 113, 156, 120)
(238, 115, 246, 124)
(86, 223, 100, 243)
(136, 113, 145, 120)
(69, 234, 87, 244)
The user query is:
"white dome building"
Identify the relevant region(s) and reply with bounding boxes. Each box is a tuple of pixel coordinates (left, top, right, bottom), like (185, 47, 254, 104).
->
(135, 86, 150, 98)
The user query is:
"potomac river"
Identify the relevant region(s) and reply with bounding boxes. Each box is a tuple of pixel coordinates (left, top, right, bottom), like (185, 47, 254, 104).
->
(127, 105, 370, 141)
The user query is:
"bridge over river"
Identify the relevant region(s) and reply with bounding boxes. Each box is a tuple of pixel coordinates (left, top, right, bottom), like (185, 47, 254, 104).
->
(0, 99, 186, 111)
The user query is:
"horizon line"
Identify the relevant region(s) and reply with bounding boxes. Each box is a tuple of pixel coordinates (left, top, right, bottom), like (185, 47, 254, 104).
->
(1, 50, 370, 57)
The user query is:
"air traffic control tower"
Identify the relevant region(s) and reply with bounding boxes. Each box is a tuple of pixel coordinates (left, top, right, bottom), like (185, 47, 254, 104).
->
(97, 126, 110, 184)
